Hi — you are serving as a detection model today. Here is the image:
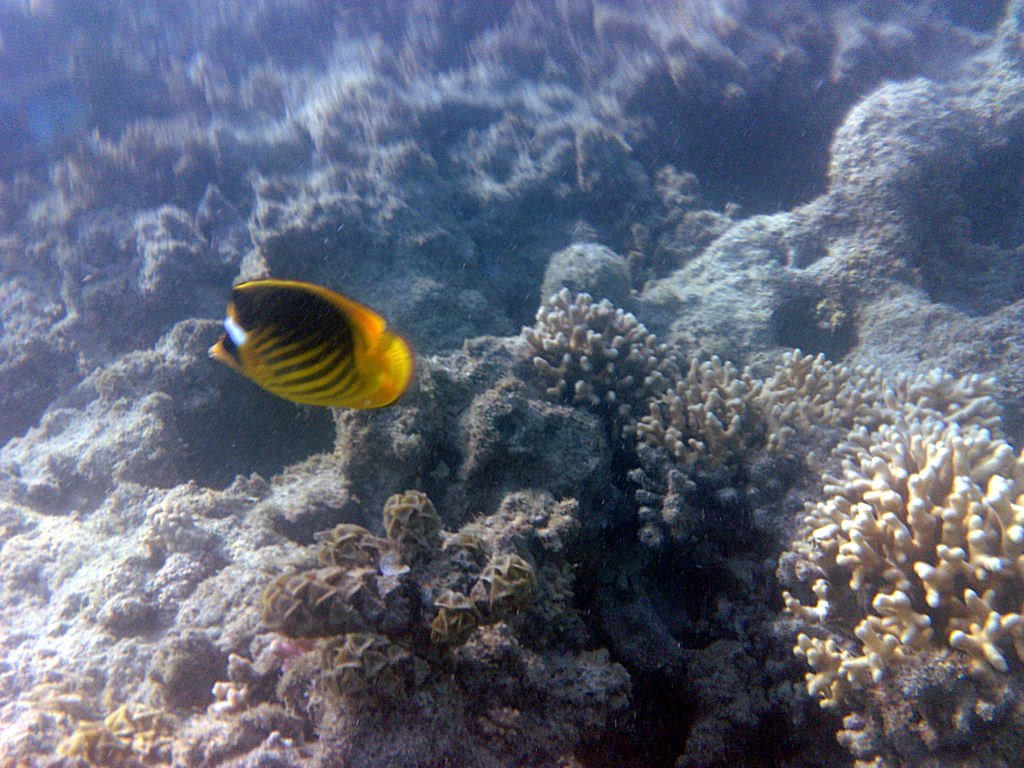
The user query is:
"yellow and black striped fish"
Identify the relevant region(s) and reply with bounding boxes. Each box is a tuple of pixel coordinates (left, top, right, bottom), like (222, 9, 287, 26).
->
(208, 279, 414, 409)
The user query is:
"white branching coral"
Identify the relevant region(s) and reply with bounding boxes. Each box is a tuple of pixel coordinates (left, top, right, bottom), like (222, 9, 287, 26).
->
(524, 289, 678, 428)
(890, 367, 1002, 433)
(758, 350, 1000, 436)
(757, 350, 891, 433)
(784, 414, 1024, 710)
(636, 356, 771, 470)
(638, 350, 1002, 474)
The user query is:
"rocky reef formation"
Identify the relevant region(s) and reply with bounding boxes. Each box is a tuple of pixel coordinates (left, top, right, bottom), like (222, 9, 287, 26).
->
(1, 1, 1024, 768)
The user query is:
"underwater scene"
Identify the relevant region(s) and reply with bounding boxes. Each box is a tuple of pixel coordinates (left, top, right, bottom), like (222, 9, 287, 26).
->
(1, 1, 1023, 766)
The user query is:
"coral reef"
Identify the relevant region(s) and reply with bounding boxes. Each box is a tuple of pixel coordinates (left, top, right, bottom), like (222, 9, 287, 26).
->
(261, 489, 538, 687)
(781, 393, 1024, 764)
(58, 703, 175, 767)
(525, 288, 679, 435)
(785, 415, 1023, 689)
(1, 1, 1023, 767)
(637, 355, 775, 472)
(539, 242, 632, 310)
(229, 487, 628, 768)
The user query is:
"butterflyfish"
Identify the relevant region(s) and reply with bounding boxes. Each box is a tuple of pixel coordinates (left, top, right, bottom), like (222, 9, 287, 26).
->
(208, 278, 414, 409)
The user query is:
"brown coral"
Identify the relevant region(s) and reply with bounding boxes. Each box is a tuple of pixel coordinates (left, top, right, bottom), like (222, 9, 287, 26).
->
(472, 553, 537, 619)
(320, 633, 420, 699)
(430, 589, 480, 645)
(316, 523, 386, 568)
(260, 489, 539, 707)
(57, 703, 174, 767)
(382, 489, 442, 562)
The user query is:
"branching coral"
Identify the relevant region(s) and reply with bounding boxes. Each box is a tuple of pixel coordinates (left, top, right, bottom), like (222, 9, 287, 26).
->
(784, 415, 1024, 713)
(756, 350, 891, 434)
(757, 351, 1001, 436)
(524, 288, 678, 433)
(637, 350, 1002, 472)
(636, 356, 772, 471)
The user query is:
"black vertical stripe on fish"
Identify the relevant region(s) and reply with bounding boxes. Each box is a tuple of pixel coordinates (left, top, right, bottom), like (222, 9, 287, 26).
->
(233, 282, 356, 359)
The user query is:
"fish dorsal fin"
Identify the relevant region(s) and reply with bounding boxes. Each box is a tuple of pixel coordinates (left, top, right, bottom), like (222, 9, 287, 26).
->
(302, 280, 387, 339)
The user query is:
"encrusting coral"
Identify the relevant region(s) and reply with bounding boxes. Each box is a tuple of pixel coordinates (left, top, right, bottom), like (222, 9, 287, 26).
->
(261, 489, 537, 699)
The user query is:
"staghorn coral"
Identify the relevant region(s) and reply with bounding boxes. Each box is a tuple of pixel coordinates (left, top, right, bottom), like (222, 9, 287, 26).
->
(638, 350, 1000, 473)
(890, 367, 1003, 434)
(759, 351, 1001, 436)
(832, 648, 1024, 768)
(757, 350, 892, 434)
(208, 680, 246, 717)
(632, 348, 1005, 549)
(524, 288, 678, 432)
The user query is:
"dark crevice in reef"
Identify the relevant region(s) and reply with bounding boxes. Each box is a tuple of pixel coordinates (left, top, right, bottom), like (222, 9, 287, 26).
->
(568, 463, 693, 767)
(568, 429, 808, 766)
(626, 66, 836, 215)
(911, 135, 1024, 317)
(770, 287, 857, 360)
(959, 139, 1024, 249)
(577, 673, 693, 768)
(175, 394, 335, 490)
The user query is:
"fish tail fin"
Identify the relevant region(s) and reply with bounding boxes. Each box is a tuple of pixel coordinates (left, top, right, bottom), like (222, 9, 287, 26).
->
(366, 330, 414, 407)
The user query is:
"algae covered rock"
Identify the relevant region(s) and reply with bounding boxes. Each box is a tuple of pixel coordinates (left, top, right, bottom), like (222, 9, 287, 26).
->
(540, 242, 632, 309)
